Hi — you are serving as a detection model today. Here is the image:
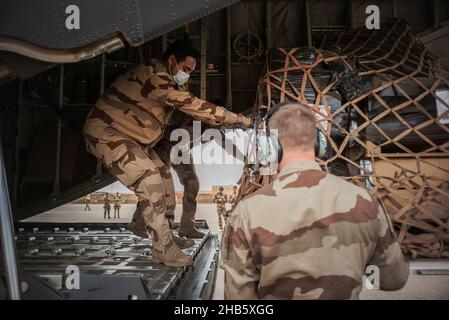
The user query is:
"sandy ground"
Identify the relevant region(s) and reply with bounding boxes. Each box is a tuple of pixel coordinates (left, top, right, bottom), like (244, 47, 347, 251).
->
(23, 203, 449, 300)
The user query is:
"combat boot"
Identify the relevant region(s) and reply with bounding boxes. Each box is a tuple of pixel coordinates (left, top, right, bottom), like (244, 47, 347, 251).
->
(178, 227, 206, 238)
(173, 234, 195, 249)
(152, 243, 193, 267)
(128, 222, 149, 238)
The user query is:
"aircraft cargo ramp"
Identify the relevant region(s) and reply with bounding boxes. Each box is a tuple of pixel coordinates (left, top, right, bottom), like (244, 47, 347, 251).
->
(0, 221, 218, 300)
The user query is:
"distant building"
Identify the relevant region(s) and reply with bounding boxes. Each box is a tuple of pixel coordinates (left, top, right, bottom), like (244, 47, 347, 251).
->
(72, 192, 137, 204)
(211, 185, 235, 194)
(73, 187, 236, 205)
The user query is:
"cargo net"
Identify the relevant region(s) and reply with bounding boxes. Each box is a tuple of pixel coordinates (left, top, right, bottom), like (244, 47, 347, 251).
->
(235, 19, 449, 259)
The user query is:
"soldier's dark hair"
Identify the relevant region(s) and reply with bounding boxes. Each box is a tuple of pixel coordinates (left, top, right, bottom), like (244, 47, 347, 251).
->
(162, 39, 200, 62)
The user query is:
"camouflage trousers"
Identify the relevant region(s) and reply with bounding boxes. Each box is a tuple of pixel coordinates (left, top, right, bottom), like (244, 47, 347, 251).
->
(156, 141, 199, 231)
(104, 203, 111, 219)
(127, 143, 199, 240)
(113, 204, 121, 219)
(217, 205, 227, 231)
(87, 137, 176, 251)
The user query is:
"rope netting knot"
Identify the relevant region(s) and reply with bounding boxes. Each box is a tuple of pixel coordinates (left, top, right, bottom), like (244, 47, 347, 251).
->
(235, 19, 449, 259)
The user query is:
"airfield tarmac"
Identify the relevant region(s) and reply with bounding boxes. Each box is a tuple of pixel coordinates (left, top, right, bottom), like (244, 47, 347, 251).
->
(23, 204, 449, 300)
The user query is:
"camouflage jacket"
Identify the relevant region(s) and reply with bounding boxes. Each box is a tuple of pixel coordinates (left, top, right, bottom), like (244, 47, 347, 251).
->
(228, 192, 238, 204)
(222, 161, 409, 300)
(83, 58, 250, 165)
(103, 195, 111, 207)
(214, 192, 228, 208)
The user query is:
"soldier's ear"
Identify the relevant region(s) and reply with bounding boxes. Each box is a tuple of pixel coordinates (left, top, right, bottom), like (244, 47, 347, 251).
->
(166, 55, 173, 67)
(168, 54, 177, 65)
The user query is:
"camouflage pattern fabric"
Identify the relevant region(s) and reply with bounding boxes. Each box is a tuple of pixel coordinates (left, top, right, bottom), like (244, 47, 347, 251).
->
(103, 194, 111, 219)
(228, 191, 238, 205)
(83, 58, 250, 166)
(214, 192, 228, 231)
(172, 161, 199, 230)
(83, 58, 251, 250)
(222, 161, 409, 300)
(104, 139, 174, 250)
(226, 191, 238, 218)
(129, 200, 147, 235)
(125, 107, 247, 233)
(126, 112, 203, 233)
(153, 118, 199, 231)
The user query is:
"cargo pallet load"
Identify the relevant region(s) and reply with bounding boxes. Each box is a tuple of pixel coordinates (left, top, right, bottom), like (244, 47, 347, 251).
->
(235, 19, 449, 259)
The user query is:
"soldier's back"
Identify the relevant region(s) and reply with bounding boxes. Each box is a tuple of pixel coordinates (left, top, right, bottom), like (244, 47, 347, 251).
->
(235, 161, 384, 299)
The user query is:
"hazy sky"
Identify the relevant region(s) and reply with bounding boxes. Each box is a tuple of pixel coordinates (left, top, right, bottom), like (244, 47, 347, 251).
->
(98, 130, 247, 193)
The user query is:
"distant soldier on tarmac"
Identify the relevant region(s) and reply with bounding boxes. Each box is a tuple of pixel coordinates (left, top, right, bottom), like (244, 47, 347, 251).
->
(226, 185, 238, 218)
(84, 193, 91, 211)
(228, 186, 238, 205)
(113, 192, 122, 219)
(213, 186, 228, 231)
(103, 193, 111, 219)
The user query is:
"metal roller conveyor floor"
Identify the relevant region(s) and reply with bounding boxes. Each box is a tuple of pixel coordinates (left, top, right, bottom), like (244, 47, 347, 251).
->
(0, 220, 219, 300)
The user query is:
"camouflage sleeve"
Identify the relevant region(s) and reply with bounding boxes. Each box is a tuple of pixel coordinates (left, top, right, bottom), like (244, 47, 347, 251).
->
(368, 202, 409, 290)
(145, 74, 251, 128)
(222, 203, 259, 300)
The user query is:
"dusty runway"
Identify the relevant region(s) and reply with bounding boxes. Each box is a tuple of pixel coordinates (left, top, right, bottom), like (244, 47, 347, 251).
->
(23, 204, 449, 300)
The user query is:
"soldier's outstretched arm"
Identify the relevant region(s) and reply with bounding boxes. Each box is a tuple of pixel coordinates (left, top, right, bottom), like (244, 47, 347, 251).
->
(145, 75, 251, 128)
(368, 202, 409, 291)
(222, 204, 259, 299)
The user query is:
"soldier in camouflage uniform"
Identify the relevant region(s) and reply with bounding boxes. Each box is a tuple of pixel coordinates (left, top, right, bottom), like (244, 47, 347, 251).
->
(153, 110, 204, 238)
(84, 193, 91, 211)
(103, 193, 111, 219)
(83, 39, 251, 267)
(214, 186, 228, 231)
(222, 102, 409, 299)
(113, 192, 122, 219)
(127, 109, 247, 241)
(226, 185, 238, 218)
(228, 186, 238, 205)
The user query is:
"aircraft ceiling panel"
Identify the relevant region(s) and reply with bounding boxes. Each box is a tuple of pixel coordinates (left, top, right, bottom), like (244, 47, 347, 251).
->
(0, 0, 240, 50)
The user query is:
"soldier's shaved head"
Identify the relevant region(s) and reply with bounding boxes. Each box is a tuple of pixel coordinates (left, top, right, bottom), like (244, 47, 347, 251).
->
(268, 102, 317, 151)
